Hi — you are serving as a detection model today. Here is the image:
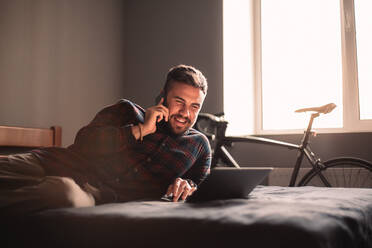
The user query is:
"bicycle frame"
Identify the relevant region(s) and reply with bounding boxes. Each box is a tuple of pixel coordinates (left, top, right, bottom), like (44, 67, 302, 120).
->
(210, 113, 329, 186)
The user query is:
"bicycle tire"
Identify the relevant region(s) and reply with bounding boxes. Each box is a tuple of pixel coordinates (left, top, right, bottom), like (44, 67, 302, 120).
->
(298, 157, 372, 188)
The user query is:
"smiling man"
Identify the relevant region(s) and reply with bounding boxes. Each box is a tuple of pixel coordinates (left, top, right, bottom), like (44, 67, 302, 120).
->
(132, 66, 211, 201)
(0, 65, 211, 214)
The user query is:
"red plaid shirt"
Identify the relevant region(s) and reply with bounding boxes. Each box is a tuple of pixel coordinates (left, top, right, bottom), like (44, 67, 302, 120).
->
(34, 99, 211, 202)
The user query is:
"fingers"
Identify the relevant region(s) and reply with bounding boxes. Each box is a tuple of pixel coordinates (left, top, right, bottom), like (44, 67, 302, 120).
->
(164, 178, 197, 202)
(155, 106, 169, 122)
(180, 186, 192, 201)
(171, 178, 195, 202)
(143, 99, 169, 135)
(166, 184, 173, 196)
(151, 108, 168, 123)
(151, 98, 169, 122)
(156, 98, 169, 122)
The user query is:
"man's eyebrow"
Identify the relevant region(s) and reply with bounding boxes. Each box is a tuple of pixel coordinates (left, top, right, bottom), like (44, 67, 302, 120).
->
(174, 96, 186, 102)
(191, 102, 201, 108)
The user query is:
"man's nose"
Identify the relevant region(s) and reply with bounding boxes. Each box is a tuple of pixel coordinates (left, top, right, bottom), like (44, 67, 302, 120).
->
(179, 105, 191, 118)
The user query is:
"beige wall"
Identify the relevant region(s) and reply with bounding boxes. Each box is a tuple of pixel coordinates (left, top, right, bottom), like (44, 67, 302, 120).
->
(0, 0, 126, 146)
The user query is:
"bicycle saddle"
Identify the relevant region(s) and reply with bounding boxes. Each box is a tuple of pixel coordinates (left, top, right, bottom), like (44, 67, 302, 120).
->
(295, 103, 337, 114)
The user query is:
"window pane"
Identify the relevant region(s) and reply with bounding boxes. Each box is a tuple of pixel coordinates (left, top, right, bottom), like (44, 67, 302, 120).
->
(223, 0, 254, 135)
(354, 0, 372, 120)
(261, 0, 342, 130)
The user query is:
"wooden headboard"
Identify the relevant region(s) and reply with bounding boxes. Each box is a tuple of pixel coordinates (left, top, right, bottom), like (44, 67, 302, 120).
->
(0, 125, 62, 156)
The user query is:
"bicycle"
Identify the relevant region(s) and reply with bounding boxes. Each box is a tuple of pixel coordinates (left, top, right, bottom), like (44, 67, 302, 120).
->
(195, 103, 372, 188)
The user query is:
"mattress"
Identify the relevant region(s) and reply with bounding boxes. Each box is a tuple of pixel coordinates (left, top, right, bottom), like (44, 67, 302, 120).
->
(2, 186, 372, 248)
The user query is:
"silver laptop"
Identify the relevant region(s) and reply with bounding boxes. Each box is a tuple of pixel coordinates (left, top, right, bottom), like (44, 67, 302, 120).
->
(188, 167, 273, 202)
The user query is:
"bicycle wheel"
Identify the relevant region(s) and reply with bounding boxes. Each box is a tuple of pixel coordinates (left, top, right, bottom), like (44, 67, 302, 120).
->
(299, 157, 372, 188)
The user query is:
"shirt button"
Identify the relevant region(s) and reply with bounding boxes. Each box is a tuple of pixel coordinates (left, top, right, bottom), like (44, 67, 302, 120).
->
(134, 168, 138, 173)
(115, 178, 120, 182)
(147, 157, 152, 162)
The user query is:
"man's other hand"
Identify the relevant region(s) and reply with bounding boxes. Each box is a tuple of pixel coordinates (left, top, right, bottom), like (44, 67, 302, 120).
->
(165, 178, 197, 202)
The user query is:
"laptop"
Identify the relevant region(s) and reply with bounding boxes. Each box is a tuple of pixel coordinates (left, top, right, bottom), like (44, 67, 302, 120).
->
(187, 167, 273, 202)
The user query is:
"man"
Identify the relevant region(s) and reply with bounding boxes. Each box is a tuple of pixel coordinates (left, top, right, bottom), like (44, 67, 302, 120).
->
(0, 64, 211, 214)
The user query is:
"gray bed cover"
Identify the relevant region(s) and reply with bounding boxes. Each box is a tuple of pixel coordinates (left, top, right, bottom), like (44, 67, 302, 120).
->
(3, 186, 372, 248)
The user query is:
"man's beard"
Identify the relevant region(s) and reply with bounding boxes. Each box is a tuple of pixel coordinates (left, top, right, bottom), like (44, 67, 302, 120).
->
(166, 114, 192, 136)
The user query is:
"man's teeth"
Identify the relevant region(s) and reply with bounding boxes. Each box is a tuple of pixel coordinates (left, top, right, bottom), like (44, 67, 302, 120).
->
(175, 117, 186, 123)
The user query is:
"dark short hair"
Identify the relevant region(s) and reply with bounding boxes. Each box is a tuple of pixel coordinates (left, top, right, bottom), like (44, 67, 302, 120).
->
(164, 65, 208, 96)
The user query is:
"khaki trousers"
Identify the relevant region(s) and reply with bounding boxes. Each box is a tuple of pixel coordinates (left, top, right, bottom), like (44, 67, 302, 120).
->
(0, 153, 95, 215)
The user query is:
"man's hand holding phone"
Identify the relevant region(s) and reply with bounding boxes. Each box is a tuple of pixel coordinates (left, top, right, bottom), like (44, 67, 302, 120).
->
(131, 98, 168, 141)
(142, 97, 169, 135)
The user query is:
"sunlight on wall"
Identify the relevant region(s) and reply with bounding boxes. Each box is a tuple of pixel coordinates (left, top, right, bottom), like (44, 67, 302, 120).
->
(355, 0, 372, 120)
(261, 0, 343, 130)
(223, 0, 254, 135)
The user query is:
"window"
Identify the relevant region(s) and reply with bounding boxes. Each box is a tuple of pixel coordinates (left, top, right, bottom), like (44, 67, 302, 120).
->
(261, 0, 342, 131)
(223, 0, 372, 135)
(354, 0, 372, 120)
(223, 0, 254, 135)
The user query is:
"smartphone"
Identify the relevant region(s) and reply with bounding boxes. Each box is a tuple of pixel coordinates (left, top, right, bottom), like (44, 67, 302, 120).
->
(155, 91, 167, 107)
(155, 91, 168, 125)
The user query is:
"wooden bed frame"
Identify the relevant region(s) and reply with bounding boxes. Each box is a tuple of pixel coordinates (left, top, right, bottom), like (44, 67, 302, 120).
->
(0, 125, 62, 157)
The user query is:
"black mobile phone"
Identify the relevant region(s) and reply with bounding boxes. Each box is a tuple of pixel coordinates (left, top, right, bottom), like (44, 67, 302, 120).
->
(154, 91, 168, 126)
(155, 91, 167, 107)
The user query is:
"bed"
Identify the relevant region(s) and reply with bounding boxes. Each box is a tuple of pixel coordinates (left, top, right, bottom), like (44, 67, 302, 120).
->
(1, 125, 372, 248)
(0, 125, 61, 156)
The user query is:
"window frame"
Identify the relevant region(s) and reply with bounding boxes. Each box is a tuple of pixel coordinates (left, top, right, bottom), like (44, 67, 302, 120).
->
(249, 0, 372, 135)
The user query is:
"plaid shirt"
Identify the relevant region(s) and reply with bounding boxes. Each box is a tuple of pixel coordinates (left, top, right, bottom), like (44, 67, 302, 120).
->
(34, 99, 211, 202)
